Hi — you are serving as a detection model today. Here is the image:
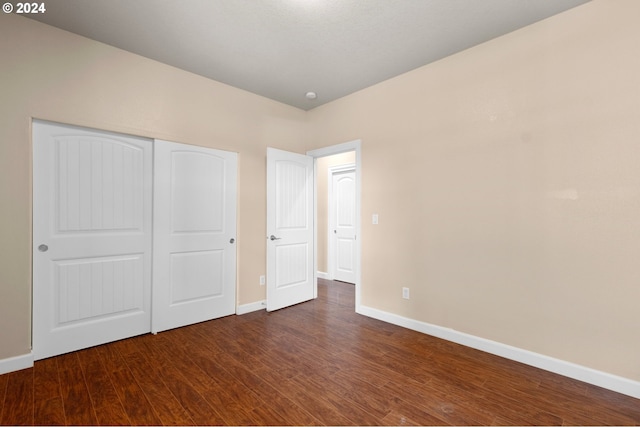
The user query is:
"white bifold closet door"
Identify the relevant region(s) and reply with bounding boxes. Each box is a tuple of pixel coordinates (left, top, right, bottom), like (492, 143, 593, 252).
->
(152, 139, 237, 333)
(32, 120, 153, 360)
(33, 122, 237, 360)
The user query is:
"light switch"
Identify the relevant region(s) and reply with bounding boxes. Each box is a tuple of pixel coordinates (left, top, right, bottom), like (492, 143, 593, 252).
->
(372, 214, 379, 225)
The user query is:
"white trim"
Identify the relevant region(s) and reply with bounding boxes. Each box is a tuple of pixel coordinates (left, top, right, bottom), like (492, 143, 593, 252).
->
(307, 140, 359, 158)
(236, 300, 266, 315)
(317, 271, 329, 280)
(357, 305, 640, 399)
(307, 140, 362, 311)
(328, 164, 356, 173)
(0, 353, 34, 375)
(312, 156, 319, 297)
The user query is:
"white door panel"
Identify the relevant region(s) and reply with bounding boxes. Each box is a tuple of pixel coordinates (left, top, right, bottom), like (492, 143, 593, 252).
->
(331, 169, 357, 283)
(152, 140, 237, 333)
(266, 148, 314, 311)
(33, 120, 152, 360)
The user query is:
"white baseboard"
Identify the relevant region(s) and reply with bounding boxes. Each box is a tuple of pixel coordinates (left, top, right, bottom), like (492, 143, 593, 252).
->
(357, 305, 640, 399)
(317, 271, 329, 279)
(236, 300, 266, 315)
(0, 352, 33, 375)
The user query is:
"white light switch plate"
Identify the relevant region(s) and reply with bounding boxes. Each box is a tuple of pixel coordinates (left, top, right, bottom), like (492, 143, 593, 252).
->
(372, 214, 379, 225)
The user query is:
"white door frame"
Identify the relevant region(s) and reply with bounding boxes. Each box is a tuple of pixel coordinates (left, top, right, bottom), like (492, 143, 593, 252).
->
(307, 140, 362, 311)
(327, 163, 356, 282)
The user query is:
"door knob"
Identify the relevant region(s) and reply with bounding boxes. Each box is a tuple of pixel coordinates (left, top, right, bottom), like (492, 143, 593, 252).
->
(38, 244, 48, 252)
(270, 235, 281, 241)
(229, 238, 235, 244)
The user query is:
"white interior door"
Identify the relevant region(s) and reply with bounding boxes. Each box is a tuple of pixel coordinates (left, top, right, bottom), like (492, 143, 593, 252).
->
(330, 168, 357, 283)
(152, 140, 237, 333)
(33, 120, 152, 360)
(266, 148, 314, 311)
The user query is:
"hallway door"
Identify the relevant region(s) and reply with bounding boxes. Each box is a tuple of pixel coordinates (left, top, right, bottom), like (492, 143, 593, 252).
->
(330, 167, 356, 283)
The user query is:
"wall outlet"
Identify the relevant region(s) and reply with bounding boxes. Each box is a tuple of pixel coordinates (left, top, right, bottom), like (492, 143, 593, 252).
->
(259, 275, 265, 286)
(402, 287, 410, 299)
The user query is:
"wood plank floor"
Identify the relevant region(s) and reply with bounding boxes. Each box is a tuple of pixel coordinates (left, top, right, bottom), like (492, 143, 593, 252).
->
(1, 279, 638, 426)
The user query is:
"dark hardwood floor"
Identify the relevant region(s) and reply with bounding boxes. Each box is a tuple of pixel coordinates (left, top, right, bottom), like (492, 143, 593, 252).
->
(1, 279, 638, 425)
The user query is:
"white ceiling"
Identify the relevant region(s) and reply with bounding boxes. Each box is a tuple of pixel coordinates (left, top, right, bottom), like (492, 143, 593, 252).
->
(27, 0, 589, 110)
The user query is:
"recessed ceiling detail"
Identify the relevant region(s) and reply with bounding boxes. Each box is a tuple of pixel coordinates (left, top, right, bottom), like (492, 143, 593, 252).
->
(26, 0, 589, 110)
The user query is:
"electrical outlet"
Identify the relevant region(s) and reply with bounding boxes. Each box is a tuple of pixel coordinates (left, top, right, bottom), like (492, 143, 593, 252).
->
(402, 287, 410, 299)
(259, 275, 265, 285)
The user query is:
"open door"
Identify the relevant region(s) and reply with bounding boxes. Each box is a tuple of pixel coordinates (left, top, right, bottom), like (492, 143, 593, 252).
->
(266, 148, 314, 311)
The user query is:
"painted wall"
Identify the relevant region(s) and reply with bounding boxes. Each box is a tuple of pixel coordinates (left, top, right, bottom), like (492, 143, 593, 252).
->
(0, 14, 307, 361)
(316, 152, 356, 275)
(306, 0, 640, 381)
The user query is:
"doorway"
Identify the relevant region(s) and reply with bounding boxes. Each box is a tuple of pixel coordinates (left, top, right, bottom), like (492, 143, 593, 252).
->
(265, 141, 361, 312)
(308, 140, 362, 311)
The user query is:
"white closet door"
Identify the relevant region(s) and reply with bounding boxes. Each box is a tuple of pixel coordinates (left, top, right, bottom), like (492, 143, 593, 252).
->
(152, 139, 237, 333)
(266, 147, 314, 311)
(32, 120, 153, 360)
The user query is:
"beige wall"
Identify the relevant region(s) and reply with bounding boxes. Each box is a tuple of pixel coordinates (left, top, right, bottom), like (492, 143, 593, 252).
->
(307, 0, 640, 381)
(2, 0, 639, 384)
(316, 152, 356, 274)
(0, 14, 307, 361)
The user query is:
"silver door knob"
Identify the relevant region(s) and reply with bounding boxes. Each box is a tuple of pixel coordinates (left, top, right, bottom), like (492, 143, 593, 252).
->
(270, 235, 281, 241)
(38, 244, 48, 252)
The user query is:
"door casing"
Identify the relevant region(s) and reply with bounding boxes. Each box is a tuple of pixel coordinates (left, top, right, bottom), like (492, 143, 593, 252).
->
(308, 140, 362, 311)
